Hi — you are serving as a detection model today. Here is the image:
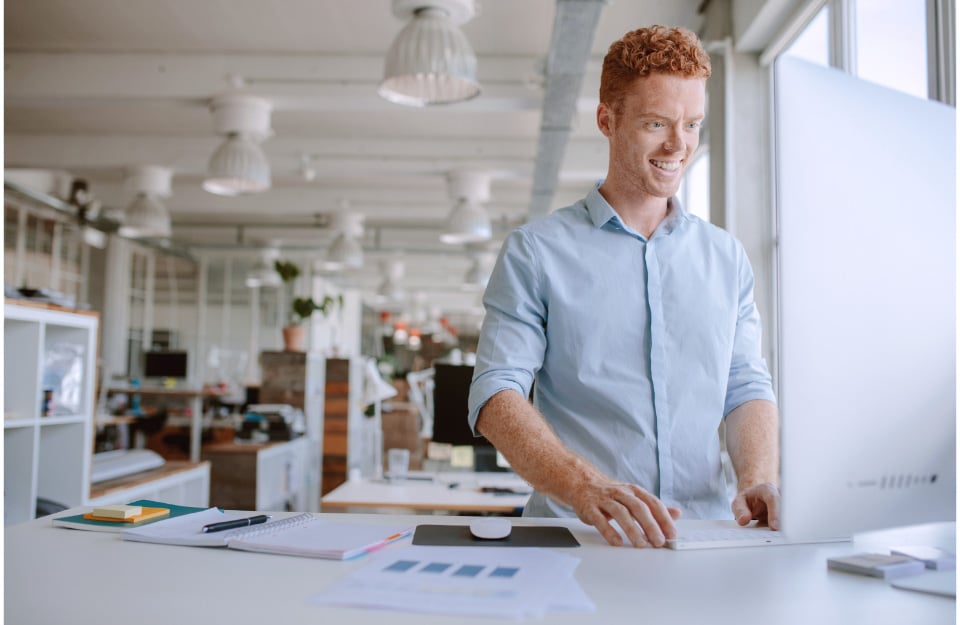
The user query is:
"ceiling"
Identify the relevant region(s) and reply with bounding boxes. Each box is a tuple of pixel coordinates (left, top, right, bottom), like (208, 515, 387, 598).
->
(5, 0, 703, 317)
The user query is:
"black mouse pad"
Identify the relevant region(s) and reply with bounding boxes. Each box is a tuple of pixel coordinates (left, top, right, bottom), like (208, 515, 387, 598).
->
(412, 524, 580, 547)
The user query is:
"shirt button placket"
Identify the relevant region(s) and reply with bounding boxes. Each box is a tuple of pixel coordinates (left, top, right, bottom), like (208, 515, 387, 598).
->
(645, 238, 672, 501)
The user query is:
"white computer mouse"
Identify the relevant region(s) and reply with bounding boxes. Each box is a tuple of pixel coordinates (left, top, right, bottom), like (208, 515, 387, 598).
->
(469, 517, 512, 540)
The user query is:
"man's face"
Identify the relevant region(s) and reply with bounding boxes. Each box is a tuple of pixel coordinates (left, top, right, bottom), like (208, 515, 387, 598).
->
(597, 73, 706, 200)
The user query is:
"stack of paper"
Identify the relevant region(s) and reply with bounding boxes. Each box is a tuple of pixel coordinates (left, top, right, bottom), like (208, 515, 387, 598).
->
(309, 545, 595, 618)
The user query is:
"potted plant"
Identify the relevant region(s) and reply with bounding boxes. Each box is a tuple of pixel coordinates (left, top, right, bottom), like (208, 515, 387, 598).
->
(276, 259, 341, 352)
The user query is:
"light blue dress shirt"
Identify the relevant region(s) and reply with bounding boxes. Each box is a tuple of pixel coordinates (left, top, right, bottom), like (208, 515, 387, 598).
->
(468, 186, 776, 519)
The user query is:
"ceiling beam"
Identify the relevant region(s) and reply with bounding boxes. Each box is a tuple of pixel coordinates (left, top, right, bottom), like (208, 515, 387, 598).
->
(529, 0, 608, 219)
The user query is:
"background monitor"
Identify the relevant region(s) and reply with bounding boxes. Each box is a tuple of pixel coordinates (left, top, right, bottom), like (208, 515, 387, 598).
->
(773, 57, 955, 540)
(432, 363, 487, 447)
(432, 363, 508, 472)
(143, 351, 189, 379)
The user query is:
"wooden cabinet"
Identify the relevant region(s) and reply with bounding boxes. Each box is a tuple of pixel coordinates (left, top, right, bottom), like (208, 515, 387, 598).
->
(321, 358, 354, 496)
(201, 439, 308, 511)
(258, 351, 325, 511)
(4, 302, 98, 524)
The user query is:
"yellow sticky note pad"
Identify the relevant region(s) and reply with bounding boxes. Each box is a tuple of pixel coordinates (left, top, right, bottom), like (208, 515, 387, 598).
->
(84, 507, 170, 524)
(450, 445, 474, 468)
(92, 504, 142, 519)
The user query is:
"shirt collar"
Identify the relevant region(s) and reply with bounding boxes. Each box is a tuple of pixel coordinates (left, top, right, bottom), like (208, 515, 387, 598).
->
(584, 185, 690, 236)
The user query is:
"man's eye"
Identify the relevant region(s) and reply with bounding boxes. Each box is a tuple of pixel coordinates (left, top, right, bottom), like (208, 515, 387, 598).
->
(687, 121, 702, 130)
(647, 121, 664, 129)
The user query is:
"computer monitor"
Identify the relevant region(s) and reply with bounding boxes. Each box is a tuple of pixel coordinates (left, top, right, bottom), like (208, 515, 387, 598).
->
(773, 57, 955, 540)
(432, 363, 486, 447)
(432, 363, 507, 472)
(143, 351, 189, 380)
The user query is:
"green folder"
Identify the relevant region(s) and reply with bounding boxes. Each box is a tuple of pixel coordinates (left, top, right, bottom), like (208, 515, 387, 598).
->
(51, 500, 207, 532)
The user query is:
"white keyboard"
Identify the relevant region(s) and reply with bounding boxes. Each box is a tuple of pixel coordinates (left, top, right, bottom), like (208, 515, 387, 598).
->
(666, 522, 848, 550)
(666, 526, 790, 550)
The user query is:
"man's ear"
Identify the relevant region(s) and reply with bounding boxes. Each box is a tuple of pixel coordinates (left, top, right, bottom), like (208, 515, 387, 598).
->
(597, 102, 613, 138)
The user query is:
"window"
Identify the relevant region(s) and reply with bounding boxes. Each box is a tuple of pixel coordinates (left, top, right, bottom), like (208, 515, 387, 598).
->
(683, 151, 710, 223)
(855, 0, 929, 98)
(784, 5, 830, 67)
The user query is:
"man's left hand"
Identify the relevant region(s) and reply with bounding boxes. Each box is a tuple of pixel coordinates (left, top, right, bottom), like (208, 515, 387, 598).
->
(731, 482, 781, 530)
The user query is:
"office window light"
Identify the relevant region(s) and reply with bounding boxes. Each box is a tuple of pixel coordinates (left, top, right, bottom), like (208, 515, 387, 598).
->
(855, 0, 929, 99)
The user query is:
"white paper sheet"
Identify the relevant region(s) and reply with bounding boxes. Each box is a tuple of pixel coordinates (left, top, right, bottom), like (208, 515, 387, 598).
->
(309, 545, 594, 618)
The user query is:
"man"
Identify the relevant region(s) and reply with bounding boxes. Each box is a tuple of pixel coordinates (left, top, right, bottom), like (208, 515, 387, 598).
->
(467, 26, 780, 548)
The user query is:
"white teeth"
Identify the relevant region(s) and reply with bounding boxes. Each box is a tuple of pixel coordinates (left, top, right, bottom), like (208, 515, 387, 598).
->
(651, 160, 681, 171)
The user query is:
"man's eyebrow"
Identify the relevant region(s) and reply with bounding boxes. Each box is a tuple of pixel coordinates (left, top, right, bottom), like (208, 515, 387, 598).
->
(635, 112, 705, 121)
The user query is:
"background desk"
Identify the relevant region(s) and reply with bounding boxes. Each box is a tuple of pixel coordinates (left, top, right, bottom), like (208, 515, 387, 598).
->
(107, 387, 204, 462)
(320, 471, 531, 514)
(6, 511, 953, 625)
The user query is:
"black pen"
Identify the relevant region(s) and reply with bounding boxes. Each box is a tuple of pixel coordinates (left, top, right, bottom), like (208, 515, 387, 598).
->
(202, 514, 271, 533)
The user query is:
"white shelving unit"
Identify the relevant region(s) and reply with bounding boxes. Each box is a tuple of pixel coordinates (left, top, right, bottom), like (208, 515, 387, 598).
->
(4, 302, 99, 525)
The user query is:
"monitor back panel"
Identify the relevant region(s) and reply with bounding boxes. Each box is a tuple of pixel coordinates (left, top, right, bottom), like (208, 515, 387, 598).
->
(774, 58, 956, 539)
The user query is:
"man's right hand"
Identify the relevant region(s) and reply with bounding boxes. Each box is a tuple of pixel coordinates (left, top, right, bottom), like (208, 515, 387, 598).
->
(475, 391, 680, 548)
(567, 477, 681, 548)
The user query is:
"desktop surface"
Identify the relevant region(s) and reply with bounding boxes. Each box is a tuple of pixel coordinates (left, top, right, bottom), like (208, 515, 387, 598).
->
(321, 470, 531, 514)
(7, 510, 954, 625)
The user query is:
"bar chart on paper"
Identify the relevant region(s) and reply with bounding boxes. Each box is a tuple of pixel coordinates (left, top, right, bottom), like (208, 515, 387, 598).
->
(310, 546, 594, 618)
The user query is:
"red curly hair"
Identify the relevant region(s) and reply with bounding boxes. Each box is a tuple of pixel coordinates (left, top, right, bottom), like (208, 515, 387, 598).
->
(600, 26, 711, 113)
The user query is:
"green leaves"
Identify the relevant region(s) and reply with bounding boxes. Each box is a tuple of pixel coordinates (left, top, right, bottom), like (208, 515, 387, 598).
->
(274, 259, 300, 283)
(290, 295, 339, 325)
(275, 258, 341, 325)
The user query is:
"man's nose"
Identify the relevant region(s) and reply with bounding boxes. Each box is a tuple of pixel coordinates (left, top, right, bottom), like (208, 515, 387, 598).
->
(664, 128, 685, 153)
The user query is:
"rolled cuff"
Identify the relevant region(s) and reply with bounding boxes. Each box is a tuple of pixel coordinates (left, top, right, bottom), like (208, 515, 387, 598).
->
(723, 384, 777, 418)
(467, 374, 530, 436)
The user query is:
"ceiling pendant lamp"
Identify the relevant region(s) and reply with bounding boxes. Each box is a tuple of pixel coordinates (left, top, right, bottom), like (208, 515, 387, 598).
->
(118, 165, 173, 239)
(203, 93, 273, 196)
(322, 211, 365, 271)
(379, 0, 481, 107)
(245, 246, 282, 288)
(378, 259, 407, 302)
(463, 250, 496, 290)
(441, 169, 492, 244)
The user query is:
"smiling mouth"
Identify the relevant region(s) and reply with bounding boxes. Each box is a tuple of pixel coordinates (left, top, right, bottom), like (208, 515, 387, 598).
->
(650, 159, 682, 172)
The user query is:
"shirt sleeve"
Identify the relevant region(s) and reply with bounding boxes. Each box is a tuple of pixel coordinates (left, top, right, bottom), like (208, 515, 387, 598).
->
(467, 228, 546, 434)
(724, 243, 777, 416)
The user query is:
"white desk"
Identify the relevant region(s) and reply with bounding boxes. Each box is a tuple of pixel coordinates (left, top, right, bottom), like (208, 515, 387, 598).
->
(321, 471, 531, 514)
(6, 511, 954, 625)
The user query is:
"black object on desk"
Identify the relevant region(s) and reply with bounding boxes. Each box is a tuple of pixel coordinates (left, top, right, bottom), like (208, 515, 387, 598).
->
(202, 514, 271, 533)
(413, 525, 580, 548)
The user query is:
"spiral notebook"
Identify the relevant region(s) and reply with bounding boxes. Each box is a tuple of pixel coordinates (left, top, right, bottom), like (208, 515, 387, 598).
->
(122, 508, 413, 560)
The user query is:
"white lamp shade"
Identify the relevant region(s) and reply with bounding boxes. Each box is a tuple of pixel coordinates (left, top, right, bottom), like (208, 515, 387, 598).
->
(118, 193, 171, 239)
(463, 252, 494, 289)
(441, 198, 491, 244)
(203, 134, 271, 196)
(378, 278, 407, 302)
(379, 6, 481, 106)
(322, 233, 364, 271)
(245, 253, 282, 288)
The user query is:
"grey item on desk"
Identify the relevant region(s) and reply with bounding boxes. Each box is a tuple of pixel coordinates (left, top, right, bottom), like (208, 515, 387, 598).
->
(413, 524, 580, 548)
(91, 449, 165, 483)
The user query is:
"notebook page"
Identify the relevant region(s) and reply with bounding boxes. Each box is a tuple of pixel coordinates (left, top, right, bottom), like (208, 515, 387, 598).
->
(227, 519, 413, 559)
(122, 508, 237, 546)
